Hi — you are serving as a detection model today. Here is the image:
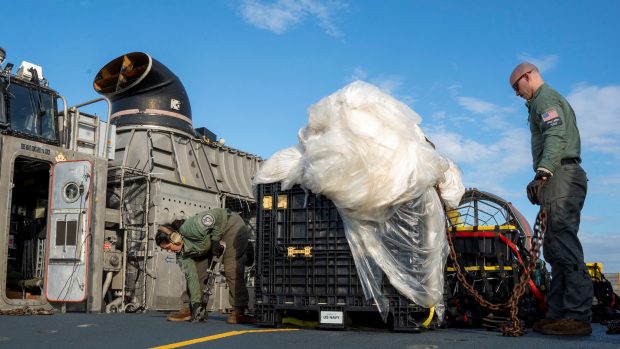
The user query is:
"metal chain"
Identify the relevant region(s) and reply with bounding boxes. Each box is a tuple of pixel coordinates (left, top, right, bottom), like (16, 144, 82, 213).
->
(500, 208, 546, 336)
(446, 207, 547, 336)
(446, 226, 504, 311)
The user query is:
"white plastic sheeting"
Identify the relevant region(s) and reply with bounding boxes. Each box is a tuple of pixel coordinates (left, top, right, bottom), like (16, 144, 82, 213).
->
(253, 81, 464, 321)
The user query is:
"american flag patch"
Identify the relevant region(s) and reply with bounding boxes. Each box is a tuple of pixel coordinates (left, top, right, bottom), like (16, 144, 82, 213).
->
(542, 109, 559, 122)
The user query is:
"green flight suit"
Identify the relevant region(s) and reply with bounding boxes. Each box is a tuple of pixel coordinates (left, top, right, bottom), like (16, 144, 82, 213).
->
(527, 84, 581, 173)
(176, 208, 250, 307)
(527, 84, 593, 322)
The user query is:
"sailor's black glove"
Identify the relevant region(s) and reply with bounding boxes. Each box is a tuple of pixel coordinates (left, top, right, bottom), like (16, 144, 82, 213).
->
(211, 239, 224, 258)
(526, 170, 550, 205)
(190, 302, 207, 322)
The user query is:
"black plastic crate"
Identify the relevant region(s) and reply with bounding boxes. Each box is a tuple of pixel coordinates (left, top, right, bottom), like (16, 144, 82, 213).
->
(255, 183, 435, 332)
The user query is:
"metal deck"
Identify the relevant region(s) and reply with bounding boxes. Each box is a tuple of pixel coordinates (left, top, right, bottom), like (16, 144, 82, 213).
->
(0, 312, 618, 349)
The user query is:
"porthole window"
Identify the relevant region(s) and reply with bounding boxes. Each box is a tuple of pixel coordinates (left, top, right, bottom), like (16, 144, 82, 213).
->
(63, 182, 80, 203)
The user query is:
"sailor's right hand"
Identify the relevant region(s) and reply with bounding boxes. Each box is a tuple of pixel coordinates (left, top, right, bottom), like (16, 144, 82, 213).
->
(526, 170, 550, 205)
(190, 303, 207, 322)
(211, 239, 224, 258)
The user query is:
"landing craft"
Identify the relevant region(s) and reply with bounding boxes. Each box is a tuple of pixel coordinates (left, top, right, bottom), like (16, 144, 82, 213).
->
(0, 47, 261, 314)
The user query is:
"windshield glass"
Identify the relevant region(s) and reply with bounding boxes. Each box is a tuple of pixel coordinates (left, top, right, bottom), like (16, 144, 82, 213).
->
(8, 82, 58, 141)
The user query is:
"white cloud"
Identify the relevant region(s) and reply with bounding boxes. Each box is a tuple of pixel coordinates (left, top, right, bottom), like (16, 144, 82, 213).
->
(239, 0, 346, 37)
(447, 83, 461, 95)
(349, 66, 367, 81)
(373, 75, 404, 95)
(568, 84, 620, 157)
(457, 96, 516, 115)
(580, 232, 620, 272)
(434, 96, 531, 189)
(517, 54, 558, 73)
(345, 68, 413, 104)
(346, 68, 402, 94)
(600, 172, 620, 186)
(581, 215, 607, 223)
(457, 96, 496, 114)
(589, 171, 620, 196)
(424, 122, 531, 203)
(427, 127, 531, 177)
(427, 130, 493, 164)
(431, 111, 446, 120)
(454, 96, 517, 131)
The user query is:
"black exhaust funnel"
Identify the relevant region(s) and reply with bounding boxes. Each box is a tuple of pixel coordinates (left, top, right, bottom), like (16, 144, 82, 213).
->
(93, 52, 194, 135)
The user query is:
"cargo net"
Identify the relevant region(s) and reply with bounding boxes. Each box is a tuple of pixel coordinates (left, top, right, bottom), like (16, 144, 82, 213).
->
(444, 188, 549, 329)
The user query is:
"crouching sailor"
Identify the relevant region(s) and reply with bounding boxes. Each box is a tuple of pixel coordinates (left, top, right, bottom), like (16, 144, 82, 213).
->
(156, 208, 255, 324)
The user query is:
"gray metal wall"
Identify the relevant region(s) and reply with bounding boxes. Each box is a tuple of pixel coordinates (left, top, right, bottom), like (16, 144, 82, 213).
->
(104, 125, 260, 312)
(111, 126, 260, 201)
(0, 134, 108, 312)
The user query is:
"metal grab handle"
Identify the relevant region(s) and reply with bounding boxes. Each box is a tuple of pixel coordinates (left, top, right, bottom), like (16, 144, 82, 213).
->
(287, 246, 313, 259)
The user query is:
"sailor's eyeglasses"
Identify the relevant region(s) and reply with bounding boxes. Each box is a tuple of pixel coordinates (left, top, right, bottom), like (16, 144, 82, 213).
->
(512, 70, 532, 91)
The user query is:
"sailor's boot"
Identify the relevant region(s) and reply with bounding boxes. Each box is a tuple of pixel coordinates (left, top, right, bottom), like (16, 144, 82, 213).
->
(167, 306, 191, 322)
(227, 307, 255, 324)
(532, 317, 559, 332)
(540, 318, 592, 336)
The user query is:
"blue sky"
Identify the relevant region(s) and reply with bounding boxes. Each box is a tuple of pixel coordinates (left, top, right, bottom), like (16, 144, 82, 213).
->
(2, 1, 620, 271)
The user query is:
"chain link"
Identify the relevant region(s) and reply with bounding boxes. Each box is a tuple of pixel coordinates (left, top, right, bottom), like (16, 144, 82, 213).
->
(446, 207, 547, 336)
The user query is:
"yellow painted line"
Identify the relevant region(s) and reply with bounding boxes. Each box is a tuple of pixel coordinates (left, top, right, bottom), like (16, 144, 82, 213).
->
(150, 328, 300, 349)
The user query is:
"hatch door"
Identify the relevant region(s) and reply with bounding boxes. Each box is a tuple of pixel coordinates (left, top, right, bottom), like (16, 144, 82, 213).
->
(44, 160, 92, 302)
